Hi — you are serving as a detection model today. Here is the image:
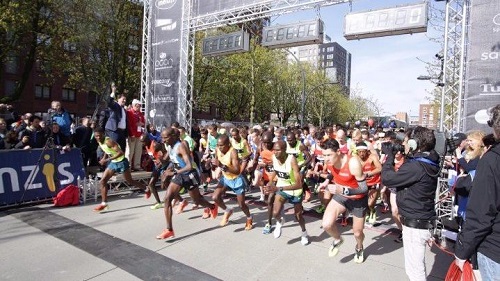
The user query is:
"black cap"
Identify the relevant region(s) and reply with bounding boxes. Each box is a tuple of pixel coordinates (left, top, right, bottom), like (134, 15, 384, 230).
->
(453, 133, 467, 143)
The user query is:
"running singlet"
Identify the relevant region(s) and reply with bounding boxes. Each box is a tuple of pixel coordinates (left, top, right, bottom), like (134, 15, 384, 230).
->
(217, 147, 238, 180)
(312, 143, 324, 163)
(362, 159, 381, 186)
(273, 155, 302, 197)
(286, 141, 305, 166)
(169, 141, 195, 174)
(230, 138, 250, 160)
(208, 134, 219, 151)
(260, 147, 274, 181)
(99, 137, 125, 162)
(327, 155, 364, 199)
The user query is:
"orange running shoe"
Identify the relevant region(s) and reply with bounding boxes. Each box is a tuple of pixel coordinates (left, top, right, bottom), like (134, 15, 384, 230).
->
(156, 229, 175, 239)
(176, 200, 189, 214)
(145, 189, 151, 199)
(245, 217, 253, 230)
(93, 204, 108, 212)
(220, 209, 233, 226)
(202, 208, 210, 219)
(210, 204, 219, 219)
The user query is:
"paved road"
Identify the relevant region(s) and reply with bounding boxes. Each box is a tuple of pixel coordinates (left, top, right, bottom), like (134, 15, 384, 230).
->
(0, 189, 453, 281)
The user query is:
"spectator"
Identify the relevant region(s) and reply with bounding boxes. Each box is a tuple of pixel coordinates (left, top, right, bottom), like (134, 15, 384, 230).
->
(0, 118, 7, 140)
(19, 115, 46, 148)
(126, 99, 145, 171)
(455, 104, 500, 280)
(146, 123, 161, 143)
(49, 100, 73, 137)
(0, 130, 18, 150)
(73, 117, 93, 168)
(15, 113, 32, 137)
(0, 103, 18, 129)
(49, 123, 71, 150)
(104, 84, 128, 151)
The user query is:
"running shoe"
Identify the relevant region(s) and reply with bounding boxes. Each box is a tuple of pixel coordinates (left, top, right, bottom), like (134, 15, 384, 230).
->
(179, 187, 186, 194)
(145, 189, 151, 199)
(273, 217, 285, 239)
(156, 229, 175, 239)
(259, 194, 265, 202)
(262, 223, 272, 234)
(368, 211, 377, 224)
(301, 232, 309, 246)
(210, 204, 219, 219)
(328, 238, 344, 257)
(220, 209, 233, 226)
(202, 208, 210, 219)
(176, 200, 189, 214)
(315, 205, 326, 214)
(150, 202, 164, 210)
(93, 204, 108, 212)
(354, 247, 364, 263)
(245, 217, 253, 231)
(191, 204, 199, 210)
(394, 233, 403, 243)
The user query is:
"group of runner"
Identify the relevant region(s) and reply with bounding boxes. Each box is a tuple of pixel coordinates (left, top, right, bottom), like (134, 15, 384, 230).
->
(93, 122, 408, 263)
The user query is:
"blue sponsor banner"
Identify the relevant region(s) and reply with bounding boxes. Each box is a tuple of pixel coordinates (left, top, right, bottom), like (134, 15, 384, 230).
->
(0, 148, 85, 206)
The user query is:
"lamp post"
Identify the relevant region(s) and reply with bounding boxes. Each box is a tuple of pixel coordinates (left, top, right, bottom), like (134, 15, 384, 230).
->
(284, 49, 306, 127)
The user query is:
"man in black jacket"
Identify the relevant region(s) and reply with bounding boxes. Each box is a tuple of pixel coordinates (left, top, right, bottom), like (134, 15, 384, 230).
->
(455, 104, 500, 280)
(104, 84, 127, 151)
(381, 126, 440, 281)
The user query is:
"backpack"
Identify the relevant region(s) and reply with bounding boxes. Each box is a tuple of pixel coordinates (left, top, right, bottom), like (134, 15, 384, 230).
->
(53, 184, 80, 207)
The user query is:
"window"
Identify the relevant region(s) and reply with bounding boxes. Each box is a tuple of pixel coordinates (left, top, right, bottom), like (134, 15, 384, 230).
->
(35, 85, 51, 99)
(327, 54, 334, 59)
(327, 46, 334, 52)
(5, 54, 18, 74)
(4, 80, 17, 97)
(62, 88, 76, 102)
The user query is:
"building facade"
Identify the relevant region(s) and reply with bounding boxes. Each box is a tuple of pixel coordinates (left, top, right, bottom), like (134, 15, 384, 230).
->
(419, 104, 438, 129)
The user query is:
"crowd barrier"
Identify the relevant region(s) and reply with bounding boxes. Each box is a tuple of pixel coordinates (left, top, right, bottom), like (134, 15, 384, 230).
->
(0, 148, 85, 207)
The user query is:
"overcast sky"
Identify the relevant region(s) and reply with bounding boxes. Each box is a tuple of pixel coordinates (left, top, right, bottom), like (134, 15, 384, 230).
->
(277, 0, 445, 117)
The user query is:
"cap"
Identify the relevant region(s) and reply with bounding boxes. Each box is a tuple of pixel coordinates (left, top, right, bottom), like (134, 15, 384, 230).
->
(132, 99, 141, 106)
(453, 133, 467, 143)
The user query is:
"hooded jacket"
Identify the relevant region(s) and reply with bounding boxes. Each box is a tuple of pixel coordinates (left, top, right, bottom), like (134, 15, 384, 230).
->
(455, 142, 500, 264)
(382, 150, 440, 220)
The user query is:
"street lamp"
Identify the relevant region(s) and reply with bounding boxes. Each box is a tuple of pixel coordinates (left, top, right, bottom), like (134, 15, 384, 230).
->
(416, 74, 445, 131)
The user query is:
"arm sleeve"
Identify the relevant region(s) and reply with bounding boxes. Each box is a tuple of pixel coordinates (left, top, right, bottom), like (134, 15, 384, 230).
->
(455, 159, 496, 260)
(345, 179, 368, 195)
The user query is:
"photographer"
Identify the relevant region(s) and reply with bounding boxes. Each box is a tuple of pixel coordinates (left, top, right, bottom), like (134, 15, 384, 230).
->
(381, 126, 440, 281)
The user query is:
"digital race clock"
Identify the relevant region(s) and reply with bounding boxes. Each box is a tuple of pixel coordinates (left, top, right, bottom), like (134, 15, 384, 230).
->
(344, 2, 428, 40)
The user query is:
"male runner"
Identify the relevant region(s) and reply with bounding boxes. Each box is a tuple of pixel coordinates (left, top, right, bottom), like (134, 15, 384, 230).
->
(156, 128, 218, 239)
(321, 139, 368, 263)
(93, 127, 149, 212)
(264, 140, 309, 245)
(285, 131, 312, 201)
(211, 134, 253, 230)
(356, 143, 382, 225)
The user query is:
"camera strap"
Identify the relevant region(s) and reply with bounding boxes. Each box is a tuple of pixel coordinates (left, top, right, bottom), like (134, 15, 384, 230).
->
(411, 157, 440, 168)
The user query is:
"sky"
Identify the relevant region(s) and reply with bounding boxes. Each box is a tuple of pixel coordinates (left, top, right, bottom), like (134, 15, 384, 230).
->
(276, 0, 445, 117)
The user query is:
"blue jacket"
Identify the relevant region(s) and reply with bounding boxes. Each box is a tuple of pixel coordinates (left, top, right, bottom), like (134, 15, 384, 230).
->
(52, 110, 72, 137)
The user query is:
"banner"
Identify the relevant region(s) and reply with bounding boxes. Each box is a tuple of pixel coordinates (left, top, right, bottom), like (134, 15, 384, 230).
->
(0, 148, 85, 206)
(149, 0, 183, 128)
(463, 0, 500, 132)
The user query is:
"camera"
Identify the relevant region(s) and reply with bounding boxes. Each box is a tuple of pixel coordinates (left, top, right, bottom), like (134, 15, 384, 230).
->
(381, 141, 405, 155)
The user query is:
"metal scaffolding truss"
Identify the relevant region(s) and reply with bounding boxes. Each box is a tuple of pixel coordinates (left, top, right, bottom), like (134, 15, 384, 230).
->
(141, 0, 349, 133)
(191, 0, 350, 30)
(440, 0, 469, 134)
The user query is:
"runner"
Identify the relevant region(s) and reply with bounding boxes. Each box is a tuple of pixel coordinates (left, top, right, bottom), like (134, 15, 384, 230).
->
(250, 131, 275, 234)
(321, 139, 368, 263)
(93, 127, 149, 212)
(156, 128, 218, 240)
(356, 143, 382, 225)
(285, 131, 312, 202)
(230, 127, 252, 186)
(264, 140, 309, 245)
(211, 134, 253, 230)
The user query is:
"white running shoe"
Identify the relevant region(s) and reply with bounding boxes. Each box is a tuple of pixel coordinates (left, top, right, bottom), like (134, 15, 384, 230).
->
(273, 217, 285, 239)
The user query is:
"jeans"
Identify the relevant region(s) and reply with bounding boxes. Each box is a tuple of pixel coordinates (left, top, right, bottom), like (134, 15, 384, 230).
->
(478, 252, 500, 281)
(402, 225, 432, 281)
